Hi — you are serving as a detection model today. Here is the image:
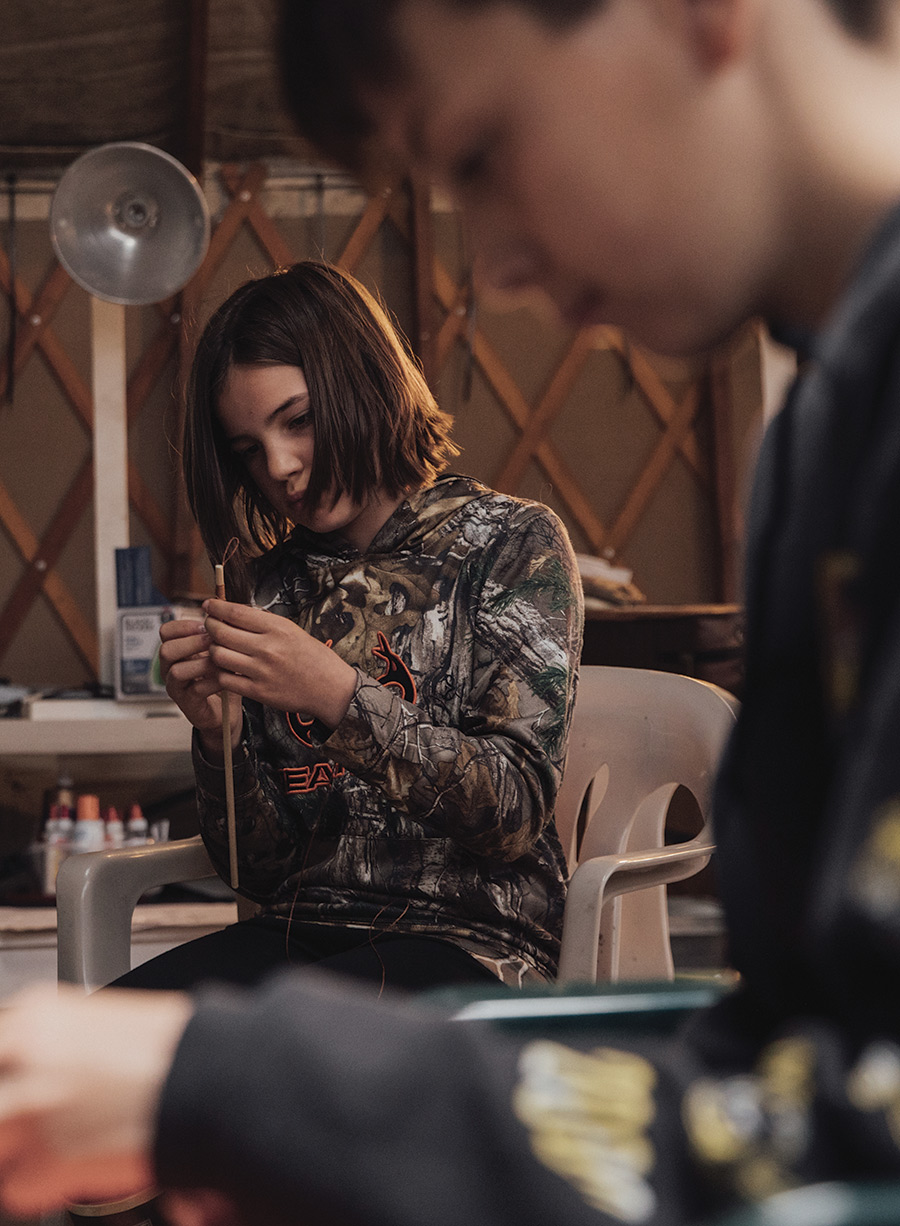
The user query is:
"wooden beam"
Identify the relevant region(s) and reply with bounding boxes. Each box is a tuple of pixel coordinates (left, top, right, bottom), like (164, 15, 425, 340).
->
(708, 351, 740, 601)
(181, 0, 210, 179)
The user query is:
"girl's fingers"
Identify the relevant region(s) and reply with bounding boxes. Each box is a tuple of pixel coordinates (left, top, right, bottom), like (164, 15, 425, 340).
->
(206, 644, 256, 680)
(201, 620, 253, 655)
(159, 619, 208, 642)
(165, 655, 215, 685)
(159, 635, 210, 669)
(202, 599, 270, 632)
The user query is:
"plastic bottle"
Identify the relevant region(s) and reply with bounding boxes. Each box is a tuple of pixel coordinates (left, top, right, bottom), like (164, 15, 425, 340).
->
(70, 793, 107, 854)
(55, 773, 75, 814)
(55, 802, 74, 849)
(125, 803, 152, 846)
(41, 802, 72, 897)
(104, 805, 125, 849)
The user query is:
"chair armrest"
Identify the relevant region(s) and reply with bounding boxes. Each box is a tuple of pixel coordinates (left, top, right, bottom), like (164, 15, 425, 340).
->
(558, 831, 714, 985)
(595, 833, 715, 900)
(56, 836, 217, 990)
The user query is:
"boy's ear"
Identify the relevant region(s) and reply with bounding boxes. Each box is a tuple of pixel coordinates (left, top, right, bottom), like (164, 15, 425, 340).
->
(676, 0, 754, 70)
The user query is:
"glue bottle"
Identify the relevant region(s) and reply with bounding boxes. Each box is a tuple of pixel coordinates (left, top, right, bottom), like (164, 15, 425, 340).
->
(55, 773, 75, 815)
(104, 805, 125, 849)
(70, 794, 107, 854)
(125, 803, 152, 846)
(42, 801, 74, 896)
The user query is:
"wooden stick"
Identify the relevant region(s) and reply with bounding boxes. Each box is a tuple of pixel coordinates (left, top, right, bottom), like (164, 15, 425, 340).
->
(215, 563, 239, 890)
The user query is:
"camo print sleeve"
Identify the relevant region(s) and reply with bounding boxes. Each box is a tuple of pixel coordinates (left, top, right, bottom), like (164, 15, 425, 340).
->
(314, 507, 582, 860)
(192, 479, 582, 964)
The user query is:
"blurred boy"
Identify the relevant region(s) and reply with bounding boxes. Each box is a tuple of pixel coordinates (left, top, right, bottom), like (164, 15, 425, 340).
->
(2, 2, 900, 1224)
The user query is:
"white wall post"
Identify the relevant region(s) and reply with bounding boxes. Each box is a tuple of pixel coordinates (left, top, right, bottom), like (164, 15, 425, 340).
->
(90, 295, 129, 687)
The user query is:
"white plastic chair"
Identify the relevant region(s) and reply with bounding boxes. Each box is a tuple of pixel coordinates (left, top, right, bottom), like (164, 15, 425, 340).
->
(555, 665, 737, 984)
(56, 835, 221, 989)
(57, 665, 737, 990)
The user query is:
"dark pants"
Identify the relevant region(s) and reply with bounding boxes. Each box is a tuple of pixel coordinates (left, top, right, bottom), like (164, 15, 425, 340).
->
(110, 915, 499, 994)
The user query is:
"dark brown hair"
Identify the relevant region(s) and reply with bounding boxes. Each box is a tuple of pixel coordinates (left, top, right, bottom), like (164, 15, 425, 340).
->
(277, 0, 888, 174)
(183, 260, 457, 598)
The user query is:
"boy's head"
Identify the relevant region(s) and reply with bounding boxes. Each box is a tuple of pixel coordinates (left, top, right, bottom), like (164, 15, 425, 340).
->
(280, 0, 899, 356)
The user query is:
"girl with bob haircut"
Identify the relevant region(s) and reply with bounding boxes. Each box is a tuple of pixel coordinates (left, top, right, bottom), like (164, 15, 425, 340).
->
(122, 259, 583, 995)
(183, 260, 456, 602)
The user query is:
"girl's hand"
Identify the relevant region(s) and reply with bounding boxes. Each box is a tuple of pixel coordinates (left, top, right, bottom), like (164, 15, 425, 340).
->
(202, 599, 357, 729)
(0, 985, 192, 1217)
(158, 618, 243, 759)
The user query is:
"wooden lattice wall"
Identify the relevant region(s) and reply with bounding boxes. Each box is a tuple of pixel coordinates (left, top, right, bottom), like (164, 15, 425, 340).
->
(0, 163, 765, 688)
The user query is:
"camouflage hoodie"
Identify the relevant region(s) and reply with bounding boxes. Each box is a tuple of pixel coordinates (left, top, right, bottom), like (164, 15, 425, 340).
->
(193, 474, 583, 982)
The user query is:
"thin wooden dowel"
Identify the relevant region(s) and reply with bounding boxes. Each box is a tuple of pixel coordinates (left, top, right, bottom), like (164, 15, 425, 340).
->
(215, 563, 239, 889)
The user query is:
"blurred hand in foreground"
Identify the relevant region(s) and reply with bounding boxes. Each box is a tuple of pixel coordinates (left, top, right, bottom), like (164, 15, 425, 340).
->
(0, 984, 192, 1217)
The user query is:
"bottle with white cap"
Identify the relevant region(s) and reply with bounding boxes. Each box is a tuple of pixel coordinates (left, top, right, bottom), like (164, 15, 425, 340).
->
(70, 794, 107, 854)
(41, 801, 74, 896)
(104, 805, 125, 849)
(125, 803, 152, 846)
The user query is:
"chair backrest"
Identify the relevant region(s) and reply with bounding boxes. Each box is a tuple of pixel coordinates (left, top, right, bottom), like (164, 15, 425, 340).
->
(553, 665, 738, 981)
(555, 665, 738, 872)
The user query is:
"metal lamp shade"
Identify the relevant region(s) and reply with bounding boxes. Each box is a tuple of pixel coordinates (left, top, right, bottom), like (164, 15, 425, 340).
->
(50, 142, 211, 305)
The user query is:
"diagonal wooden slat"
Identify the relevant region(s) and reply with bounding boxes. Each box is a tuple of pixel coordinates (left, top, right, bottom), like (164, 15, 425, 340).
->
(0, 478, 97, 673)
(0, 253, 92, 429)
(0, 463, 97, 672)
(607, 385, 701, 553)
(220, 165, 295, 269)
(468, 322, 611, 553)
(0, 250, 102, 671)
(337, 189, 394, 273)
(0, 261, 70, 393)
(425, 250, 612, 552)
(192, 164, 272, 300)
(410, 202, 715, 564)
(493, 329, 596, 493)
(604, 333, 706, 480)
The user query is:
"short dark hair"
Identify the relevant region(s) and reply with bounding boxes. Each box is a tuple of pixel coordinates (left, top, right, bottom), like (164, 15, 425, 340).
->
(278, 0, 888, 173)
(184, 260, 457, 598)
